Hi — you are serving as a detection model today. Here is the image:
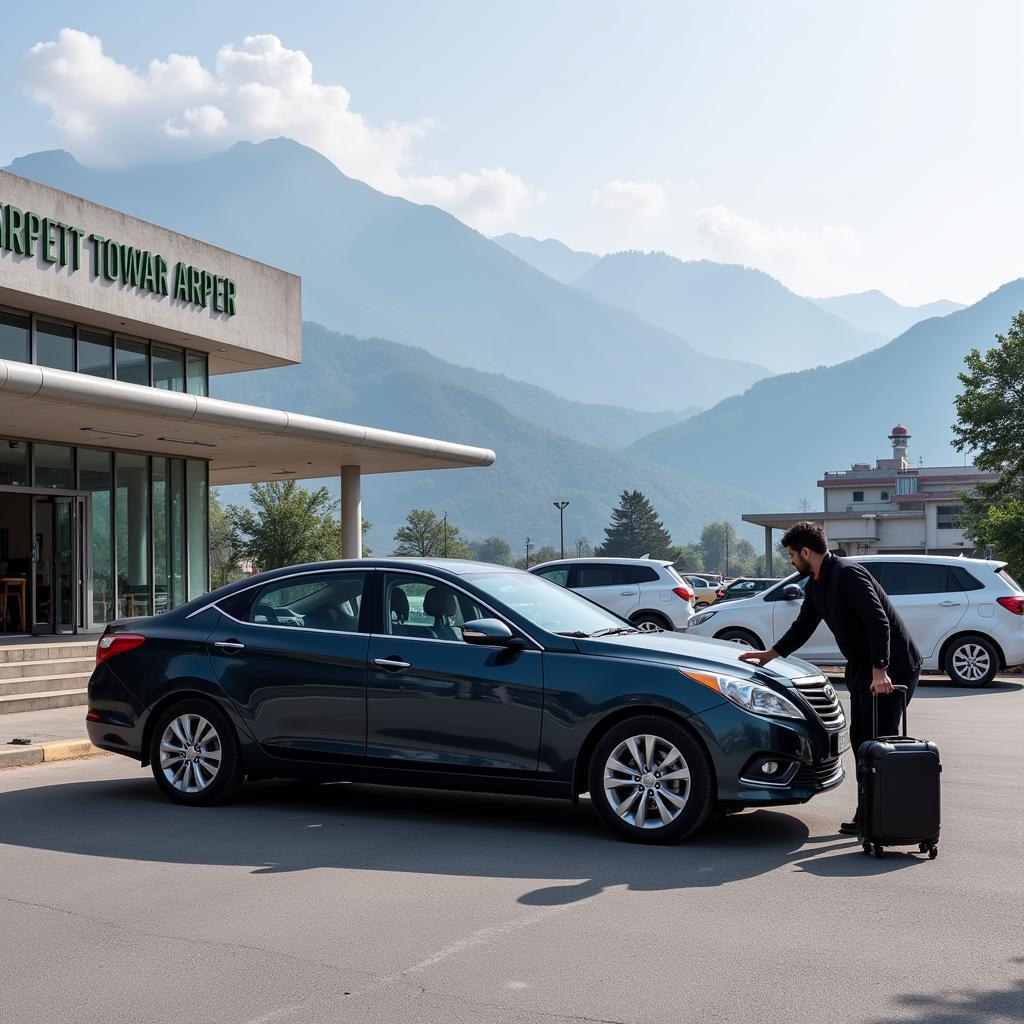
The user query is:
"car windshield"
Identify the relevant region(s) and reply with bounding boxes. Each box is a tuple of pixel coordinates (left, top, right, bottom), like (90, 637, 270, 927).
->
(465, 571, 625, 634)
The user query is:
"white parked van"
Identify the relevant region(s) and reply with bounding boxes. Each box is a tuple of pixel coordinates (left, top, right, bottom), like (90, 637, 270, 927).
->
(684, 554, 1024, 686)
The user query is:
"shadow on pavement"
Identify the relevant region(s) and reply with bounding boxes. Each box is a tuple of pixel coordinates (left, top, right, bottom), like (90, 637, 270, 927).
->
(865, 956, 1024, 1023)
(0, 773, 932, 903)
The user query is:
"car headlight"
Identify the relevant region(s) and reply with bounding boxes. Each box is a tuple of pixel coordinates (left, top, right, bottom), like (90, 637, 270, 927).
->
(682, 669, 805, 720)
(688, 610, 717, 627)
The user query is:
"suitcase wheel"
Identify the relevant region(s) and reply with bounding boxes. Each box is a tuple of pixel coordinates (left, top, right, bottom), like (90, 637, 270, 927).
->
(862, 843, 873, 857)
(918, 842, 928, 853)
(873, 844, 884, 859)
(928, 845, 938, 860)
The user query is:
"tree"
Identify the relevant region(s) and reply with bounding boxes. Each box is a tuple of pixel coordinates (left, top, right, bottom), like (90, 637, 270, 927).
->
(515, 544, 560, 569)
(210, 489, 243, 588)
(392, 509, 473, 558)
(595, 490, 674, 558)
(470, 536, 514, 565)
(228, 480, 369, 570)
(574, 536, 594, 558)
(953, 310, 1024, 578)
(671, 543, 705, 573)
(700, 521, 738, 574)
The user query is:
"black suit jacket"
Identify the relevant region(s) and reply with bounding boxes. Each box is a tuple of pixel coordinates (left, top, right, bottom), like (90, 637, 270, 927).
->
(774, 554, 921, 692)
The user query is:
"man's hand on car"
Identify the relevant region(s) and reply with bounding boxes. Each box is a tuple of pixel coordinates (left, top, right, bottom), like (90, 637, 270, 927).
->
(870, 668, 894, 695)
(738, 648, 779, 667)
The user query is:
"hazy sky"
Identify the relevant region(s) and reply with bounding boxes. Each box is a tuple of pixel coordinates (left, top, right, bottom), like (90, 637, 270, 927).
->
(4, 1, 1022, 305)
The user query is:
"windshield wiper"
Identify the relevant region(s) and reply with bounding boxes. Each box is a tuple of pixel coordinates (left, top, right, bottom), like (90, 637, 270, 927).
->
(589, 626, 643, 637)
(555, 630, 591, 637)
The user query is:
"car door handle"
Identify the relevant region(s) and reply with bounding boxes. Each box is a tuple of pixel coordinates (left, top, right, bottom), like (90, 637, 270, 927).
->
(373, 657, 411, 671)
(214, 640, 245, 653)
(938, 601, 960, 607)
(620, 591, 634, 596)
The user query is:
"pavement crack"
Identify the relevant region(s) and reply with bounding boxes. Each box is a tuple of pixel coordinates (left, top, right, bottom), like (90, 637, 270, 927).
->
(0, 892, 375, 982)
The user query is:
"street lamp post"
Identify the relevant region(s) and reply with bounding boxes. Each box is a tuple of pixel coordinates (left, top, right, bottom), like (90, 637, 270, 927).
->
(553, 501, 570, 558)
(525, 536, 533, 568)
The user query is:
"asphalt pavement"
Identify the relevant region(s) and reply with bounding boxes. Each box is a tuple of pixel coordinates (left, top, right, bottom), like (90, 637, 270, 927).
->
(1, 681, 1022, 1024)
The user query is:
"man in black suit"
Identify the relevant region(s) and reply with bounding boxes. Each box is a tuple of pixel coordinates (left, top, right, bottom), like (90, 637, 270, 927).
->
(739, 521, 921, 835)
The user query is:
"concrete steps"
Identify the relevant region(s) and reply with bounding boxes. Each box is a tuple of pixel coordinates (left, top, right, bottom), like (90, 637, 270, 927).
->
(0, 640, 96, 714)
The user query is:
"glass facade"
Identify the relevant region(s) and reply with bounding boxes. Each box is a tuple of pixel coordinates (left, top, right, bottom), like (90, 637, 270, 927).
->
(0, 306, 208, 394)
(0, 311, 29, 363)
(0, 437, 210, 629)
(36, 321, 75, 371)
(78, 329, 114, 379)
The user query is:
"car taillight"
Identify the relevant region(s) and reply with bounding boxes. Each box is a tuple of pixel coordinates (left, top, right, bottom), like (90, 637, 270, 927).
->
(673, 586, 693, 602)
(96, 633, 146, 665)
(996, 596, 1024, 616)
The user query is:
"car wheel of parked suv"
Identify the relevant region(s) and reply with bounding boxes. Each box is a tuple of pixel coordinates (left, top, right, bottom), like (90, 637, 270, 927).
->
(716, 627, 764, 649)
(944, 635, 999, 688)
(631, 611, 673, 631)
(149, 698, 245, 806)
(588, 715, 713, 843)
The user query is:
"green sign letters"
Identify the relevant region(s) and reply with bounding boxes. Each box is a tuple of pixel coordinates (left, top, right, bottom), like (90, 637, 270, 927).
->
(0, 201, 237, 315)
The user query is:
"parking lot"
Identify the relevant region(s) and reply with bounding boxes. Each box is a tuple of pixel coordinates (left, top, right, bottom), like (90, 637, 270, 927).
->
(2, 677, 1022, 1024)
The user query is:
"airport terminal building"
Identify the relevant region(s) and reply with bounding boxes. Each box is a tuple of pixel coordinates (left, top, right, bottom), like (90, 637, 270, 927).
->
(0, 169, 493, 637)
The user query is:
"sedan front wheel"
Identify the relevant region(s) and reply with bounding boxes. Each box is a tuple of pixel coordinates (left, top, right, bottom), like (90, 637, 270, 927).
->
(588, 715, 714, 843)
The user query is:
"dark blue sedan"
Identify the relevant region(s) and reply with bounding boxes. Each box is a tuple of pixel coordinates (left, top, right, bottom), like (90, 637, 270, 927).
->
(87, 559, 848, 843)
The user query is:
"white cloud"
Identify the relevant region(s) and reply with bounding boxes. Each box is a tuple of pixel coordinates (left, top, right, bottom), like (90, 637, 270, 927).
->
(694, 204, 860, 267)
(21, 29, 535, 232)
(590, 179, 667, 219)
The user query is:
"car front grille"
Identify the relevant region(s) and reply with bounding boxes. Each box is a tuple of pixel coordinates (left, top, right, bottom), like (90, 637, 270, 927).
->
(794, 757, 844, 787)
(791, 675, 845, 730)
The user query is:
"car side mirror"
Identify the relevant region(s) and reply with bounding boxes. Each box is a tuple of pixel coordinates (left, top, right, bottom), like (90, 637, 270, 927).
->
(463, 618, 518, 646)
(782, 584, 803, 601)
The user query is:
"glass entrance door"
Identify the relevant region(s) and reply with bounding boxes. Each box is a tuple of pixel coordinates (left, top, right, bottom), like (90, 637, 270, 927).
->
(32, 496, 86, 634)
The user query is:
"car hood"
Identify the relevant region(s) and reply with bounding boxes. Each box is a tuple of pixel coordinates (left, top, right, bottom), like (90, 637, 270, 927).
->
(573, 631, 821, 685)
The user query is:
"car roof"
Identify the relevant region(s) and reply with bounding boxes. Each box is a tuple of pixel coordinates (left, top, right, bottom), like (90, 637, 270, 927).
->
(851, 554, 1005, 569)
(531, 557, 674, 569)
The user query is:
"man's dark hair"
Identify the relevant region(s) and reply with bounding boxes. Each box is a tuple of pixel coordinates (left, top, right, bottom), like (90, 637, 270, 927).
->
(781, 521, 828, 555)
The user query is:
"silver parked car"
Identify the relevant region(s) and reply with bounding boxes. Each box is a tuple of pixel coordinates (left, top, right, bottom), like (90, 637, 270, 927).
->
(529, 557, 695, 630)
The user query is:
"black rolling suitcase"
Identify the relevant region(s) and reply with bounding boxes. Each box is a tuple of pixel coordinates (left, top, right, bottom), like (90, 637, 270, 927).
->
(857, 685, 941, 859)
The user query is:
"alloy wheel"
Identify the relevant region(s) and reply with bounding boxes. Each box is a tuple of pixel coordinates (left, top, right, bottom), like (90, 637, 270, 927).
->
(159, 714, 223, 794)
(951, 643, 991, 683)
(602, 733, 691, 829)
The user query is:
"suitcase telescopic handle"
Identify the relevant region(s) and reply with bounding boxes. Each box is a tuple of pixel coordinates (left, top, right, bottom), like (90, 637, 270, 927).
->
(872, 683, 909, 738)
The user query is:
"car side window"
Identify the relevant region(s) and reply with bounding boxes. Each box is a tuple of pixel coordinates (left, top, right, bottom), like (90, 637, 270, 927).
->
(880, 562, 961, 596)
(249, 573, 366, 632)
(576, 565, 616, 588)
(621, 566, 659, 584)
(384, 574, 487, 642)
(536, 567, 570, 587)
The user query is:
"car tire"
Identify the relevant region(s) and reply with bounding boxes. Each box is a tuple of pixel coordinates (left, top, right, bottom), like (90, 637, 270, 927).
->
(944, 635, 999, 688)
(715, 627, 764, 649)
(149, 697, 245, 806)
(587, 715, 714, 843)
(694, 600, 710, 609)
(631, 612, 673, 631)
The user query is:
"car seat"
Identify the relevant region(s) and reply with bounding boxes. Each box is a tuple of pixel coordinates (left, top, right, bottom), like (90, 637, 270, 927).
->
(423, 586, 460, 641)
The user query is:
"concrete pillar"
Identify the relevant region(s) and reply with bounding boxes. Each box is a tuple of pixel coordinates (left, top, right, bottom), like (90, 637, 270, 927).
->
(340, 465, 362, 559)
(764, 526, 773, 576)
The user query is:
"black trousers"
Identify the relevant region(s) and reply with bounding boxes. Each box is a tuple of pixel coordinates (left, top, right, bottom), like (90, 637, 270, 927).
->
(847, 669, 920, 808)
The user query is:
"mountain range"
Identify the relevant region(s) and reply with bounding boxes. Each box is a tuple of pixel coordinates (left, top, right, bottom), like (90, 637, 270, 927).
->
(573, 252, 887, 372)
(214, 322, 767, 549)
(808, 290, 964, 338)
(492, 233, 600, 284)
(628, 277, 1024, 508)
(6, 142, 766, 413)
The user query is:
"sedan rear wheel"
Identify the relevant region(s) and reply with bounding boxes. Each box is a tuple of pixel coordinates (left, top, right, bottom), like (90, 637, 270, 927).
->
(588, 715, 713, 843)
(149, 698, 244, 805)
(715, 627, 763, 649)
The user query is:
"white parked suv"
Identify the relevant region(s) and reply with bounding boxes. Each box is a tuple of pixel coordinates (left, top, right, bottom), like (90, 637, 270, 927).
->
(529, 557, 695, 631)
(684, 555, 1024, 687)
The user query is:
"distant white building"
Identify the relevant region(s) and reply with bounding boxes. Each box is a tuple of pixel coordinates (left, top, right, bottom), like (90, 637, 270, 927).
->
(743, 425, 997, 574)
